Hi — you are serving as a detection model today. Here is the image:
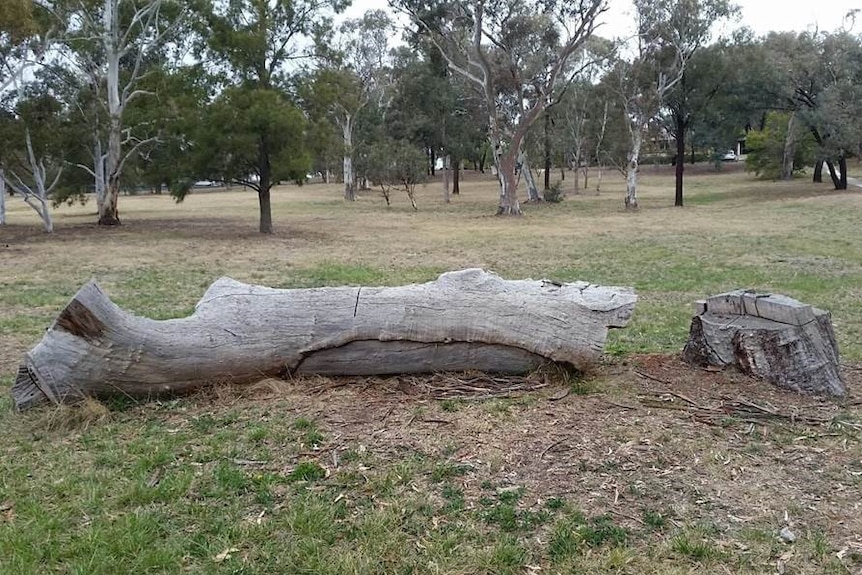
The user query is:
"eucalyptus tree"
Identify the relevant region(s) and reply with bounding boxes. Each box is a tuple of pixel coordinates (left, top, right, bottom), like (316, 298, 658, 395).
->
(0, 88, 70, 232)
(304, 10, 395, 200)
(396, 0, 607, 215)
(57, 0, 183, 226)
(617, 0, 736, 209)
(190, 0, 343, 233)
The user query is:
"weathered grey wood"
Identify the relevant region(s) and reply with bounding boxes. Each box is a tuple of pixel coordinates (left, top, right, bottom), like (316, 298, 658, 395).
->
(12, 269, 637, 410)
(683, 291, 844, 397)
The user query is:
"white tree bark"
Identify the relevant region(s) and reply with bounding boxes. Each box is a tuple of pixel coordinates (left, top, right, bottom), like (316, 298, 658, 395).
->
(341, 114, 355, 201)
(400, 0, 605, 216)
(12, 269, 637, 410)
(625, 123, 643, 209)
(65, 0, 171, 225)
(520, 150, 542, 202)
(2, 130, 60, 233)
(594, 101, 609, 194)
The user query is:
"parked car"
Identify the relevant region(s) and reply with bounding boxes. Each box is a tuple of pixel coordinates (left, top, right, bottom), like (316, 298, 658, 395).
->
(721, 150, 738, 161)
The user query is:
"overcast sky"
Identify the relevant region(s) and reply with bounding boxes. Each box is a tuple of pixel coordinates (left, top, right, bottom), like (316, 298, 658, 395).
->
(345, 0, 862, 37)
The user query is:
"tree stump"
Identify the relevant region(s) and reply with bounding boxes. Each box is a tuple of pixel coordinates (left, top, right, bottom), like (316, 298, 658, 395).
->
(11, 269, 637, 410)
(682, 290, 845, 397)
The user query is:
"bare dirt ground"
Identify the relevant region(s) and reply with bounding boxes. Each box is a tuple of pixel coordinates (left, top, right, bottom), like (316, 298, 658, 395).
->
(165, 354, 862, 572)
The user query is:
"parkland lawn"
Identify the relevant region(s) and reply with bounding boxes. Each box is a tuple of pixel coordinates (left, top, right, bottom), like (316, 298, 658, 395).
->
(1, 163, 861, 574)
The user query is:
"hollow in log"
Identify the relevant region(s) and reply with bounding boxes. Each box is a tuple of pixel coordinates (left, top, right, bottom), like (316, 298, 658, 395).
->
(12, 269, 637, 410)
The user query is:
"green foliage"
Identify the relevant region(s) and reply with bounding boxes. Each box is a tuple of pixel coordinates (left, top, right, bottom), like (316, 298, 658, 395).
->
(179, 87, 310, 197)
(543, 180, 565, 203)
(365, 140, 427, 208)
(745, 112, 815, 179)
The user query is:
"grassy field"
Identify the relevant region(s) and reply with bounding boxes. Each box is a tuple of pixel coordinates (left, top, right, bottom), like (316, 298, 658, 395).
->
(1, 164, 861, 574)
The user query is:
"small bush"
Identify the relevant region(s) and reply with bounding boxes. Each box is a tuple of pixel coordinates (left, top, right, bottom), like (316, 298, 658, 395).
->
(544, 181, 565, 203)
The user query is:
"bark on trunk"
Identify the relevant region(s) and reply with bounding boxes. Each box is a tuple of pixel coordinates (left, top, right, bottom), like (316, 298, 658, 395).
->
(442, 155, 451, 204)
(258, 187, 272, 235)
(543, 112, 551, 192)
(11, 269, 637, 410)
(0, 170, 6, 226)
(520, 150, 542, 202)
(98, 178, 121, 226)
(625, 127, 642, 210)
(452, 159, 460, 195)
(780, 112, 796, 181)
(342, 116, 355, 201)
(100, 0, 123, 227)
(813, 159, 823, 183)
(837, 155, 848, 190)
(674, 113, 686, 207)
(826, 160, 840, 189)
(683, 290, 844, 397)
(496, 149, 522, 215)
(258, 140, 273, 234)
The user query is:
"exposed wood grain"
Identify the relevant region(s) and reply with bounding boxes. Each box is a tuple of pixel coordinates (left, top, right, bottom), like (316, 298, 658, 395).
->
(683, 290, 844, 397)
(11, 269, 637, 410)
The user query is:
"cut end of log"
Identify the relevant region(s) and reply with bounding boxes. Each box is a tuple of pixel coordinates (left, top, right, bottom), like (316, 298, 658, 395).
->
(13, 365, 49, 411)
(683, 290, 845, 397)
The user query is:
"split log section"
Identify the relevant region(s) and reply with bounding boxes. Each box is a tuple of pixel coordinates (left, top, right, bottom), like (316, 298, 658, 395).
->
(12, 269, 637, 410)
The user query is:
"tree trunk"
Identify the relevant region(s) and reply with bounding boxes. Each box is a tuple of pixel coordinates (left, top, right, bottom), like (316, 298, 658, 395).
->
(11, 269, 637, 410)
(826, 160, 841, 189)
(813, 159, 823, 183)
(674, 113, 686, 207)
(442, 155, 451, 203)
(543, 112, 551, 192)
(258, 187, 272, 234)
(99, 177, 121, 226)
(573, 162, 580, 195)
(780, 111, 796, 181)
(837, 155, 848, 190)
(683, 290, 844, 397)
(0, 171, 6, 226)
(495, 141, 522, 215)
(520, 150, 542, 202)
(429, 147, 436, 176)
(452, 158, 460, 195)
(478, 149, 486, 173)
(100, 0, 123, 226)
(625, 125, 642, 210)
(342, 116, 355, 201)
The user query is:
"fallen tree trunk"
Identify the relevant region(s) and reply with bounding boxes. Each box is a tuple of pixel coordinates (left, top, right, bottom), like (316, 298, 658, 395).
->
(12, 269, 637, 410)
(682, 290, 844, 397)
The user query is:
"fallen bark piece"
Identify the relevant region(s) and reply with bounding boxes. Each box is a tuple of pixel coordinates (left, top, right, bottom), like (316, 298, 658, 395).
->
(682, 290, 844, 397)
(12, 269, 637, 410)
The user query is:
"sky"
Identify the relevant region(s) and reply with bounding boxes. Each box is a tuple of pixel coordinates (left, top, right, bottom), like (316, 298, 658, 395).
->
(343, 0, 862, 37)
